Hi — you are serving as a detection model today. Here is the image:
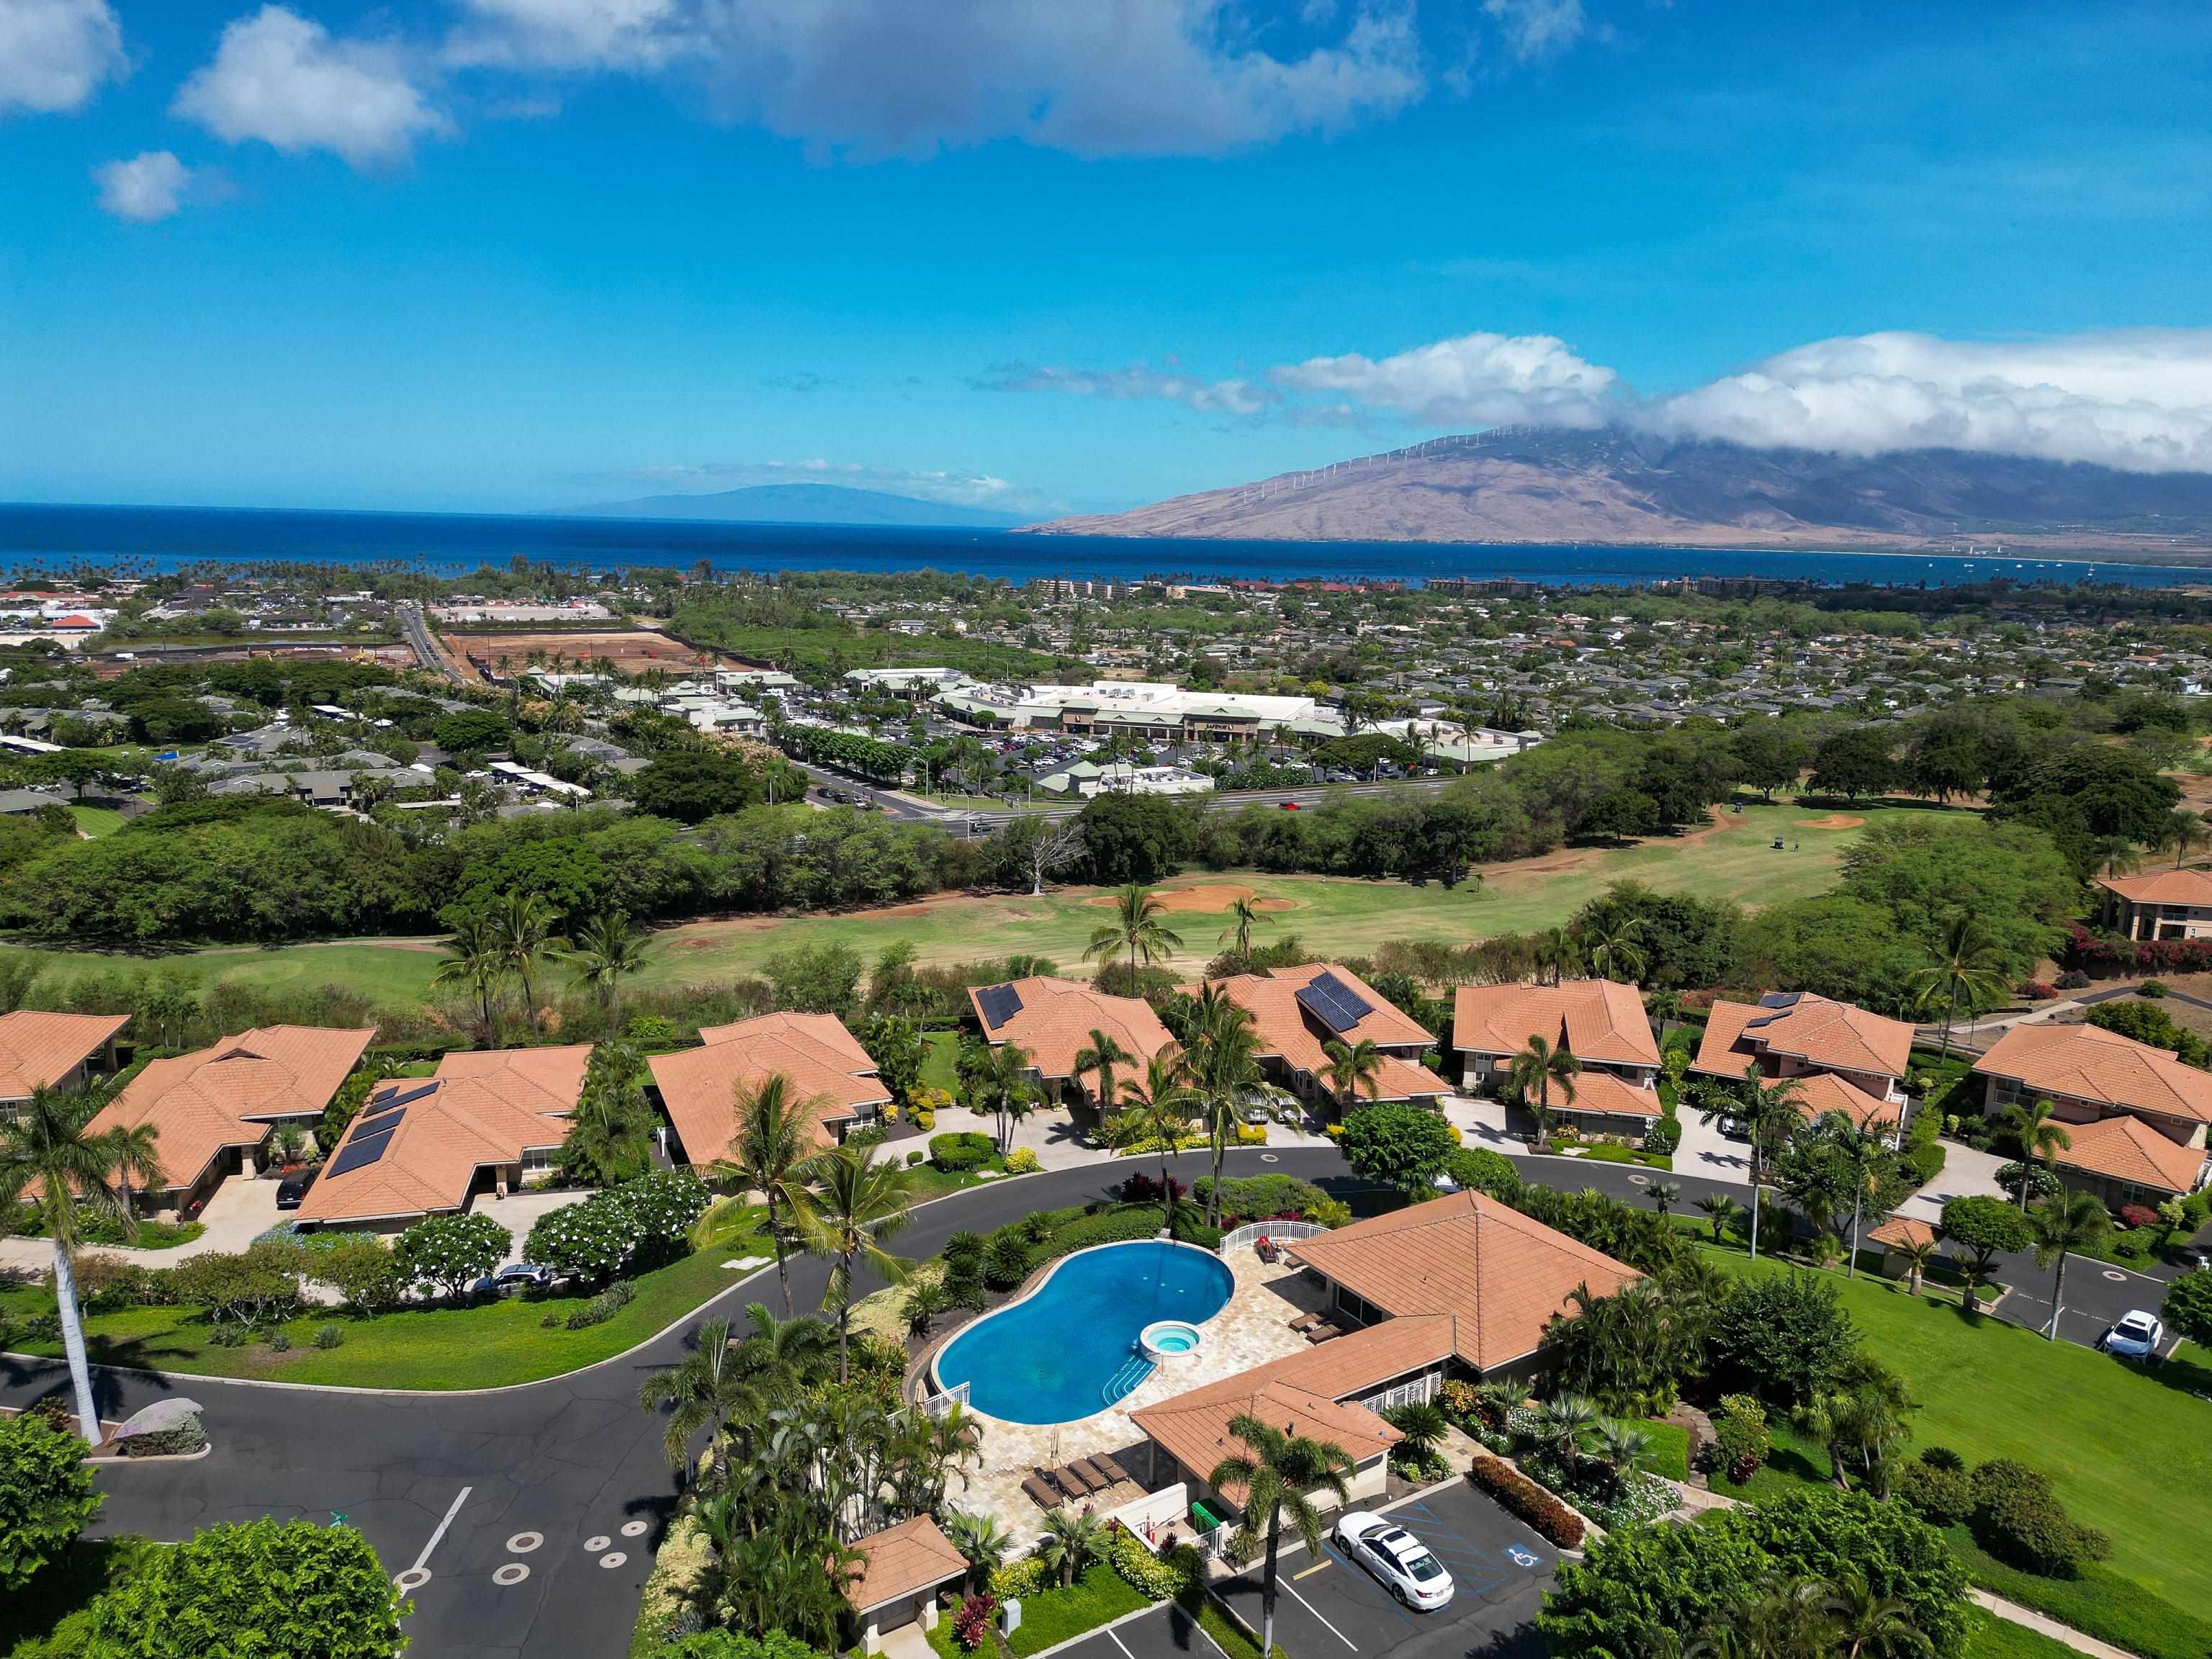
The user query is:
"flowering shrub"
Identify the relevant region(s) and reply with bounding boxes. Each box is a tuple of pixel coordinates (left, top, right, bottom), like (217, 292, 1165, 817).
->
(1466, 1455, 1585, 1549)
(529, 1196, 647, 1286)
(2018, 981, 2059, 1001)
(1003, 1148, 1040, 1174)
(2065, 925, 2212, 976)
(1120, 1172, 1185, 1207)
(987, 1556, 1050, 1599)
(1588, 1470, 1676, 1530)
(915, 1110, 936, 1131)
(2118, 1203, 2159, 1230)
(1439, 1378, 1480, 1423)
(952, 1595, 997, 1650)
(1105, 1528, 1199, 1600)
(1234, 1123, 1267, 1145)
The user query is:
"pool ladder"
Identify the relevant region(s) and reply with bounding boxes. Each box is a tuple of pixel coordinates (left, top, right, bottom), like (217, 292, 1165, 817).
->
(1101, 1350, 1154, 1408)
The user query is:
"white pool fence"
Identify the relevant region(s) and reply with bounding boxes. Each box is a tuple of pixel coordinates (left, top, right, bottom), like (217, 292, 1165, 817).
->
(1217, 1220, 1328, 1254)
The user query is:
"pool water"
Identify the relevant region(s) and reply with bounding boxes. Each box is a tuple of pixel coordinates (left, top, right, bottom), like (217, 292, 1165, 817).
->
(1149, 1326, 1197, 1353)
(932, 1241, 1234, 1424)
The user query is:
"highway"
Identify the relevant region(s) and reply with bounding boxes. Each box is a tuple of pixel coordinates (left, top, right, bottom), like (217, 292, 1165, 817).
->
(788, 760, 1452, 827)
(397, 603, 466, 683)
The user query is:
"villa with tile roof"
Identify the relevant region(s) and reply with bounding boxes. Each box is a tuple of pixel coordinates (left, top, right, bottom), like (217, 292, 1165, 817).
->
(1201, 963, 1449, 1112)
(1692, 992, 1915, 1138)
(1452, 979, 1663, 1137)
(2095, 866, 2212, 943)
(0, 1010, 129, 1107)
(965, 976, 1176, 1105)
(650, 1011, 893, 1167)
(296, 1045, 591, 1231)
(87, 1025, 376, 1213)
(1973, 1021, 2212, 1205)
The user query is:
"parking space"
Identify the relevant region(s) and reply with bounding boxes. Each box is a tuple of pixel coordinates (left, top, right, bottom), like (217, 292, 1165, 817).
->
(1053, 1602, 1218, 1659)
(1210, 1481, 1552, 1659)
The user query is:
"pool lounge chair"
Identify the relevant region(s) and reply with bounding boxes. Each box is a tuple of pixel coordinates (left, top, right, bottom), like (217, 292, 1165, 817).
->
(1054, 1461, 1104, 1496)
(1022, 1473, 1062, 1509)
(1304, 1322, 1341, 1344)
(1288, 1311, 1322, 1334)
(1093, 1453, 1133, 1486)
(1069, 1457, 1112, 1491)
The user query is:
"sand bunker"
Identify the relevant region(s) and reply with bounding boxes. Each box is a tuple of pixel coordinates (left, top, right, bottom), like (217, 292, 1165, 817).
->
(1796, 814, 1866, 830)
(1083, 882, 1295, 915)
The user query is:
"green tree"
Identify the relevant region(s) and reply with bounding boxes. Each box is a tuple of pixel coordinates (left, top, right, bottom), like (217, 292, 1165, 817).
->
(1698, 1065, 1807, 1260)
(1340, 1100, 1457, 1193)
(0, 1410, 100, 1591)
(558, 1041, 656, 1186)
(392, 1212, 512, 1303)
(1208, 1414, 1354, 1659)
(790, 1141, 912, 1382)
(632, 749, 778, 824)
(1508, 1031, 1580, 1153)
(433, 706, 513, 755)
(1907, 909, 2010, 1061)
(2023, 1190, 2113, 1341)
(2160, 1268, 2212, 1347)
(559, 908, 651, 1027)
(716, 1072, 823, 1318)
(1073, 1028, 1137, 1115)
(1809, 727, 1898, 804)
(637, 1314, 755, 1471)
(1322, 1035, 1386, 1109)
(1218, 894, 1271, 959)
(1110, 1049, 1197, 1233)
(1938, 1195, 2031, 1312)
(1186, 987, 1266, 1226)
(1707, 1269, 1859, 1407)
(1997, 1097, 2072, 1211)
(1083, 883, 1184, 986)
(489, 889, 565, 1036)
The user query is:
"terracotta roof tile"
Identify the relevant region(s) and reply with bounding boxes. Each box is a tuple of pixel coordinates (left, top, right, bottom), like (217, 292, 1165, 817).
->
(2048, 1114, 2207, 1195)
(650, 1012, 890, 1167)
(965, 977, 1174, 1084)
(1206, 965, 1448, 1096)
(1974, 1022, 2212, 1126)
(1691, 994, 1912, 1083)
(1869, 1215, 1939, 1251)
(845, 1516, 968, 1614)
(1791, 1070, 1904, 1130)
(0, 1010, 127, 1101)
(2096, 868, 2212, 907)
(1452, 981, 1658, 1070)
(1550, 1068, 1663, 1119)
(1130, 1360, 1406, 1494)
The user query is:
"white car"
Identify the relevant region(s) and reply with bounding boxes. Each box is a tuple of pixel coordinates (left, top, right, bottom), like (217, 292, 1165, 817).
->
(1334, 1513, 1454, 1610)
(2100, 1309, 2165, 1359)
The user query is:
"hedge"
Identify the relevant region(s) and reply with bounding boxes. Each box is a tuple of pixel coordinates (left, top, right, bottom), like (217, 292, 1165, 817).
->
(1466, 1455, 1586, 1550)
(929, 1133, 997, 1172)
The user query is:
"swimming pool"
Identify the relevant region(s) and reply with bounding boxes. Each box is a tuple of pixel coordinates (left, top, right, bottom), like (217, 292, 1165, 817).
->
(931, 1241, 1235, 1424)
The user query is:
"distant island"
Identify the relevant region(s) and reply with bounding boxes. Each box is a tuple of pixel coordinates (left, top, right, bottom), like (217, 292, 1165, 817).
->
(562, 482, 1031, 529)
(1027, 427, 2212, 559)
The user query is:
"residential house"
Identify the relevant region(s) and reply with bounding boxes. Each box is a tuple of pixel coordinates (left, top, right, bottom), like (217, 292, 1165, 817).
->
(1452, 980, 1663, 1137)
(1202, 963, 1448, 1112)
(2093, 868, 2212, 943)
(842, 1515, 969, 1656)
(294, 1046, 591, 1232)
(1972, 1022, 2212, 1205)
(965, 976, 1176, 1108)
(0, 1010, 130, 1110)
(86, 1025, 377, 1215)
(650, 1012, 892, 1167)
(1690, 992, 1914, 1138)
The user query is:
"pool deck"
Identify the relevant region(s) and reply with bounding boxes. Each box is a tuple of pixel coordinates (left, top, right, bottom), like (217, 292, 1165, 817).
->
(945, 1244, 1331, 1542)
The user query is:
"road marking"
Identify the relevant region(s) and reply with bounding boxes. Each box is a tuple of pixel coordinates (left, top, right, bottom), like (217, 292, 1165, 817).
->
(1105, 1628, 1137, 1659)
(392, 1568, 431, 1592)
(507, 1532, 543, 1554)
(1293, 1559, 1331, 1580)
(600, 1551, 628, 1569)
(585, 1534, 612, 1552)
(409, 1485, 472, 1575)
(621, 1519, 649, 1537)
(1282, 1581, 1359, 1650)
(494, 1563, 530, 1586)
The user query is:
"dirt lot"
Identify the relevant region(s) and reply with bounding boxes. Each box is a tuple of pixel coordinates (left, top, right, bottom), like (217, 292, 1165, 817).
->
(439, 629, 747, 678)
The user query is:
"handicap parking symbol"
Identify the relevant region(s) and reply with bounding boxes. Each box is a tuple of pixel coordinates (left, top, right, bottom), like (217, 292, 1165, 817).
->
(1505, 1545, 1540, 1568)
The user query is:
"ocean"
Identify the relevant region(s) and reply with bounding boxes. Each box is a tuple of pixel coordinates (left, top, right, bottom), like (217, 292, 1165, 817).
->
(0, 501, 2200, 590)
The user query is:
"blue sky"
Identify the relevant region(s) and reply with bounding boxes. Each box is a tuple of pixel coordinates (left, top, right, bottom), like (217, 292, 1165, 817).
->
(4, 0, 2211, 516)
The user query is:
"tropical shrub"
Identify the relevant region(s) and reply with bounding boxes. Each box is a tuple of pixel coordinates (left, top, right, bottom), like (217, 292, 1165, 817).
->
(1642, 1116, 1681, 1156)
(0, 1411, 100, 1590)
(393, 1213, 511, 1302)
(171, 1240, 304, 1328)
(565, 1279, 637, 1329)
(1444, 1146, 1521, 1197)
(930, 1132, 996, 1172)
(1466, 1455, 1586, 1549)
(987, 1555, 1051, 1599)
(1968, 1459, 2111, 1577)
(1195, 1172, 1328, 1223)
(952, 1593, 997, 1651)
(1003, 1147, 1040, 1174)
(1710, 1394, 1770, 1484)
(1340, 1101, 1457, 1192)
(1705, 1269, 1858, 1406)
(308, 1236, 403, 1313)
(984, 1233, 1032, 1291)
(529, 1195, 647, 1287)
(1107, 1529, 1200, 1600)
(1894, 1455, 1975, 1527)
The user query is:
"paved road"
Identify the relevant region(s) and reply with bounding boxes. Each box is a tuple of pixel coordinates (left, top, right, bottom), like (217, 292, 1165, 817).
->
(399, 603, 466, 684)
(0, 1147, 2172, 1658)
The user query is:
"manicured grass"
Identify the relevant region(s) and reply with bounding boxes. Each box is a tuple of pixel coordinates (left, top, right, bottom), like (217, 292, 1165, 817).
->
(1708, 1417, 1838, 1504)
(1946, 1531, 2212, 1659)
(1004, 1565, 1149, 1656)
(1704, 1244, 2212, 1610)
(1630, 1419, 1690, 1481)
(66, 804, 126, 837)
(1961, 1606, 2086, 1659)
(920, 1030, 961, 1092)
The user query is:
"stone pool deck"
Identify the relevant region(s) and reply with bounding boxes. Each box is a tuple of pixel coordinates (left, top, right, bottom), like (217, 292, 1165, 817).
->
(947, 1244, 1332, 1539)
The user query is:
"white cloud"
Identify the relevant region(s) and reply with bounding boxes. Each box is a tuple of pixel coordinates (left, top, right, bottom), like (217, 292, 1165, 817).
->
(444, 0, 693, 71)
(1273, 330, 1622, 426)
(93, 150, 189, 221)
(0, 0, 124, 114)
(1482, 0, 1584, 61)
(977, 362, 1279, 418)
(1645, 331, 2212, 474)
(174, 5, 451, 168)
(624, 457, 1057, 512)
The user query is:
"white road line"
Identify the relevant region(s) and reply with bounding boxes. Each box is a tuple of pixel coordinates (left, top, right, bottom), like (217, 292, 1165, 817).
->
(410, 1486, 473, 1574)
(1106, 1628, 1137, 1659)
(1282, 1581, 1359, 1652)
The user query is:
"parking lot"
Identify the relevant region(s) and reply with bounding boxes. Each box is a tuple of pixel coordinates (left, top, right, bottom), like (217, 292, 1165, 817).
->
(1053, 1481, 1551, 1659)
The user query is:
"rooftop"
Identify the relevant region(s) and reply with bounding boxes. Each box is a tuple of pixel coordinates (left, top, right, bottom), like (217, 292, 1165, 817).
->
(843, 1515, 968, 1614)
(0, 1010, 128, 1102)
(966, 976, 1176, 1085)
(2049, 1112, 2208, 1195)
(649, 1011, 891, 1167)
(1451, 979, 1660, 1071)
(1693, 992, 1915, 1083)
(1974, 1022, 2212, 1126)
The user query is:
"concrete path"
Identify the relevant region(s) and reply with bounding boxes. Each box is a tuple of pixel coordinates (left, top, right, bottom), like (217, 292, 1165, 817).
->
(1970, 1591, 2136, 1659)
(0, 1175, 284, 1277)
(1894, 1141, 2011, 1223)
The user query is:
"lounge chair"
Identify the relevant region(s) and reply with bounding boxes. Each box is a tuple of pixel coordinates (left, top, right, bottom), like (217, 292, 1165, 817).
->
(1094, 1452, 1133, 1486)
(1289, 1311, 1322, 1334)
(1022, 1473, 1061, 1509)
(1304, 1323, 1341, 1344)
(1055, 1462, 1104, 1496)
(1069, 1457, 1112, 1491)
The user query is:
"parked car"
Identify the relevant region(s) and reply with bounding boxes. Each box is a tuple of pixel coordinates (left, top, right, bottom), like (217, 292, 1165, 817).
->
(1334, 1513, 1455, 1610)
(470, 1263, 555, 1298)
(1280, 800, 1302, 811)
(274, 1165, 318, 1210)
(2100, 1309, 2165, 1359)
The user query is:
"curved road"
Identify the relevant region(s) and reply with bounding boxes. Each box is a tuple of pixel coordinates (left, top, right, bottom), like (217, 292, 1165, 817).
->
(0, 1148, 2167, 1659)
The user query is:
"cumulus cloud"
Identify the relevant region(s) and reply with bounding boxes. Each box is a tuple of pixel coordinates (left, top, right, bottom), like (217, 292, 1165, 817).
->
(976, 362, 1279, 418)
(1645, 330, 2212, 474)
(444, 0, 695, 71)
(0, 0, 125, 114)
(1481, 0, 1585, 61)
(1273, 330, 1622, 426)
(174, 5, 451, 168)
(93, 150, 189, 221)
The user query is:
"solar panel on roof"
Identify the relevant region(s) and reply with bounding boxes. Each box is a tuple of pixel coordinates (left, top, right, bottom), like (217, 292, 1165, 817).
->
(328, 1122, 398, 1177)
(363, 1082, 438, 1117)
(1296, 969, 1372, 1034)
(976, 984, 1023, 1030)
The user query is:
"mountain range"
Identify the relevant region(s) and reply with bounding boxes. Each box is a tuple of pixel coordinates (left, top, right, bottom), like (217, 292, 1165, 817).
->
(1027, 428, 2212, 556)
(566, 482, 1028, 528)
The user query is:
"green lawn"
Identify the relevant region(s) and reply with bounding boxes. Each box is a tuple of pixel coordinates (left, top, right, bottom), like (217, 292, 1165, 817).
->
(920, 1030, 961, 1093)
(1961, 1606, 2085, 1659)
(66, 804, 126, 838)
(1704, 1244, 2212, 1611)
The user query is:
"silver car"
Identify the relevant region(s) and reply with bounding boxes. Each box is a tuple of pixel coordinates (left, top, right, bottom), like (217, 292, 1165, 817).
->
(1334, 1513, 1455, 1610)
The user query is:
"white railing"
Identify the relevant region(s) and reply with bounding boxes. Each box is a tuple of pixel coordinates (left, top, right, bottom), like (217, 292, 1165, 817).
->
(915, 1380, 970, 1421)
(1218, 1220, 1328, 1255)
(1193, 1522, 1232, 1558)
(1357, 1373, 1439, 1415)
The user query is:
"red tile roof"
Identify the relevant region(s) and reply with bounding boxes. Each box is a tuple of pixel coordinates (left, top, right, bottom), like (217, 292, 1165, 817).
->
(1205, 964, 1449, 1097)
(2095, 868, 2212, 907)
(2049, 1114, 2206, 1195)
(0, 1010, 127, 1101)
(1452, 980, 1658, 1069)
(649, 1012, 891, 1168)
(964, 976, 1174, 1085)
(1974, 1022, 2212, 1127)
(1550, 1067, 1664, 1120)
(844, 1516, 968, 1614)
(1869, 1215, 1939, 1251)
(1692, 994, 1913, 1084)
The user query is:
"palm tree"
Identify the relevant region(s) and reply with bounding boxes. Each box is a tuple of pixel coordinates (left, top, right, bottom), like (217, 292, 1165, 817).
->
(716, 1073, 822, 1318)
(2025, 1190, 2114, 1341)
(1186, 989, 1264, 1226)
(1835, 1121, 1892, 1280)
(1907, 909, 2010, 1061)
(104, 1111, 163, 1216)
(1072, 1028, 1136, 1115)
(1586, 1418, 1654, 1489)
(1381, 1400, 1449, 1467)
(1507, 1032, 1580, 1152)
(559, 909, 651, 1030)
(790, 1142, 912, 1382)
(1112, 1049, 1196, 1233)
(1535, 926, 1583, 986)
(637, 1316, 758, 1471)
(490, 890, 567, 1037)
(1999, 1097, 2072, 1213)
(943, 1511, 1010, 1597)
(1208, 1415, 1354, 1658)
(1647, 1179, 1681, 1218)
(2170, 809, 2209, 870)
(1825, 1568, 1931, 1659)
(974, 1040, 1036, 1153)
(0, 1084, 135, 1441)
(1038, 1508, 1110, 1588)
(1892, 1234, 1939, 1298)
(1696, 1192, 1744, 1244)
(1322, 1037, 1385, 1111)
(1536, 1393, 1602, 1467)
(1218, 895, 1269, 959)
(1697, 1065, 1806, 1260)
(1083, 884, 1184, 989)
(431, 912, 507, 1046)
(1581, 918, 1647, 985)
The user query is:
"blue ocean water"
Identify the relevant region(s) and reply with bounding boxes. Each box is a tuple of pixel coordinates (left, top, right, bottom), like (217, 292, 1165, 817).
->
(0, 500, 2198, 590)
(931, 1239, 1234, 1424)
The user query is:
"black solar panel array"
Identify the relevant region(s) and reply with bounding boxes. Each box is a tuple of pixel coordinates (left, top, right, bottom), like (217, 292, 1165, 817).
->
(1297, 970, 1374, 1034)
(328, 1116, 400, 1178)
(976, 983, 1023, 1030)
(364, 1081, 439, 1117)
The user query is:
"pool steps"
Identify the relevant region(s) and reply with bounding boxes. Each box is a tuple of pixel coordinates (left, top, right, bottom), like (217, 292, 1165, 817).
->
(1100, 1352, 1155, 1406)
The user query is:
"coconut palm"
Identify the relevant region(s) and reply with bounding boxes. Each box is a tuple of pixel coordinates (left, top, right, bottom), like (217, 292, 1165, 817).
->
(1696, 1192, 1744, 1244)
(1083, 884, 1184, 989)
(1322, 1036, 1385, 1110)
(1208, 1415, 1354, 1659)
(637, 1316, 759, 1471)
(716, 1073, 825, 1317)
(1038, 1508, 1110, 1588)
(489, 889, 567, 1037)
(1999, 1097, 2072, 1212)
(1697, 1065, 1807, 1260)
(2025, 1190, 2114, 1341)
(789, 1142, 912, 1382)
(1581, 918, 1647, 985)
(1535, 926, 1583, 986)
(0, 1084, 135, 1441)
(104, 1110, 163, 1217)
(2170, 809, 2210, 870)
(1072, 1028, 1137, 1115)
(1185, 989, 1264, 1226)
(974, 1040, 1037, 1153)
(431, 912, 507, 1046)
(1907, 909, 2010, 1061)
(1507, 1032, 1580, 1152)
(1112, 1049, 1197, 1233)
(559, 909, 652, 1029)
(1218, 895, 1270, 959)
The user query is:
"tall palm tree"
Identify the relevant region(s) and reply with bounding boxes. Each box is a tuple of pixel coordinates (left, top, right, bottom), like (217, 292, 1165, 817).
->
(2170, 809, 2210, 870)
(1207, 1415, 1354, 1659)
(1322, 1037, 1385, 1111)
(1072, 1028, 1136, 1115)
(431, 912, 507, 1046)
(1999, 1097, 2072, 1212)
(490, 890, 567, 1037)
(715, 1073, 822, 1317)
(1507, 1032, 1580, 1152)
(2025, 1190, 2114, 1341)
(1218, 896, 1270, 959)
(0, 1084, 135, 1441)
(1581, 918, 1647, 985)
(1112, 1049, 1196, 1233)
(1907, 909, 2009, 1061)
(790, 1142, 912, 1382)
(1083, 884, 1184, 989)
(975, 1040, 1036, 1152)
(104, 1110, 162, 1216)
(1536, 926, 1583, 986)
(1187, 989, 1264, 1226)
(559, 909, 652, 1030)
(637, 1315, 759, 1472)
(1697, 1065, 1806, 1260)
